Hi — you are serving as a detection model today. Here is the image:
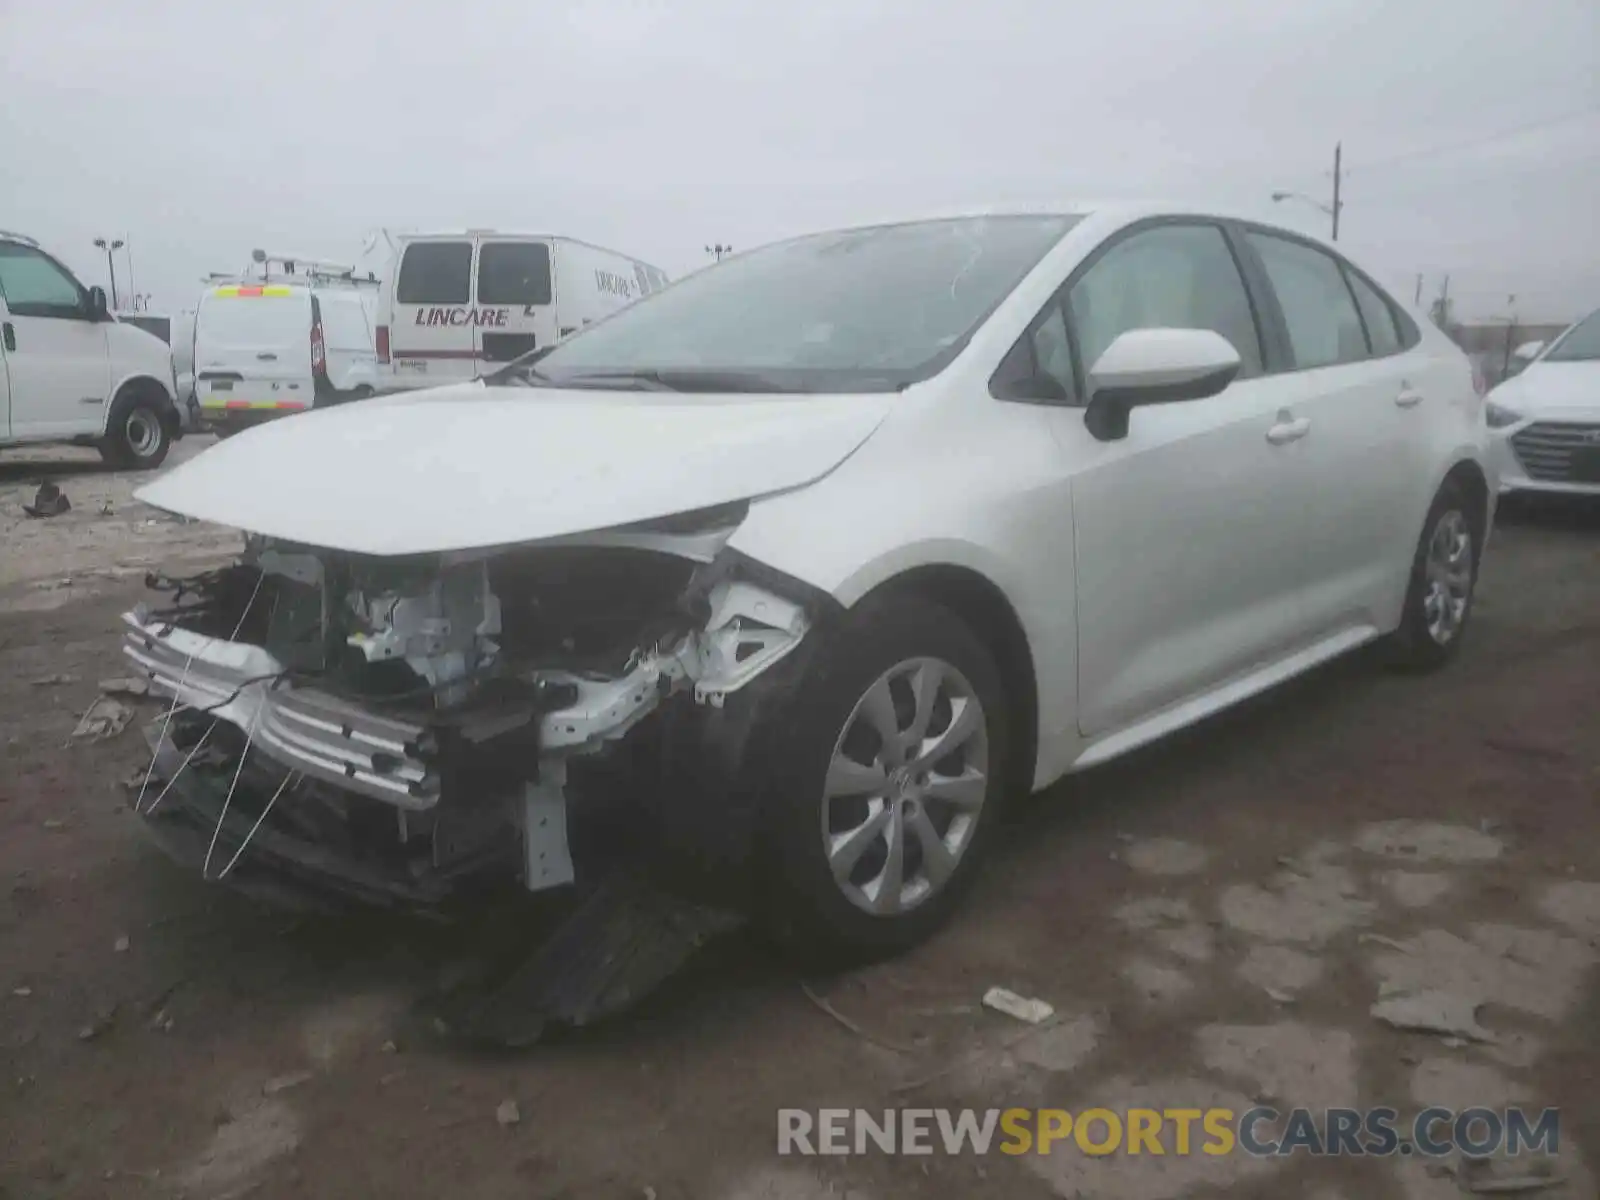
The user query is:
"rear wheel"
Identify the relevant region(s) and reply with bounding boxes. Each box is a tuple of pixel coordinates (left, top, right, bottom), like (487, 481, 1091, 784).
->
(99, 388, 173, 470)
(758, 594, 1010, 962)
(1385, 480, 1481, 670)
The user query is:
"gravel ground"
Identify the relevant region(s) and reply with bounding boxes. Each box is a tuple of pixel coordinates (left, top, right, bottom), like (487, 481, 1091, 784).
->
(1, 444, 1597, 1200)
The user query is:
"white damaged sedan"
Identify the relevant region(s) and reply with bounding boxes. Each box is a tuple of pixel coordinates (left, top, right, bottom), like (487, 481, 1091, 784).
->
(124, 204, 1492, 959)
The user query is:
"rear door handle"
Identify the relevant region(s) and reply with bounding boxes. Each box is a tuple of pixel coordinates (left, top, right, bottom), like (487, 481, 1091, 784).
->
(256, 352, 278, 361)
(2, 322, 14, 352)
(1266, 416, 1311, 445)
(1395, 387, 1424, 408)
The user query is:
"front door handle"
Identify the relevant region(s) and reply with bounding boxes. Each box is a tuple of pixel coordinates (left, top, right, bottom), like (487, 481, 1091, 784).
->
(256, 352, 278, 361)
(1395, 388, 1424, 408)
(2, 322, 14, 352)
(1266, 416, 1311, 445)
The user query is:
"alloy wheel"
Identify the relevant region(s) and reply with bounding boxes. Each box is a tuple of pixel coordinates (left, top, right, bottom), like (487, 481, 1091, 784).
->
(821, 657, 990, 916)
(1423, 509, 1473, 645)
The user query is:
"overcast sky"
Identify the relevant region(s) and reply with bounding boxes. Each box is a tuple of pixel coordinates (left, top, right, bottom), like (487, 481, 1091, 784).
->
(2, 0, 1596, 322)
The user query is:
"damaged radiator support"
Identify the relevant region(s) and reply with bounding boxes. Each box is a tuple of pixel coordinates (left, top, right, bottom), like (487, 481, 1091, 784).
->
(122, 548, 812, 903)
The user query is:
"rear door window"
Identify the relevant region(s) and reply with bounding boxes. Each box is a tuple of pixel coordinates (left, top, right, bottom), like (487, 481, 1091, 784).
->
(477, 241, 553, 306)
(1245, 232, 1369, 369)
(197, 292, 310, 350)
(396, 241, 471, 304)
(1343, 269, 1402, 357)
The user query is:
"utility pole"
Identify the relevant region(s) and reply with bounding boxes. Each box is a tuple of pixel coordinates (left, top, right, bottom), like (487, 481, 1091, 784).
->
(705, 243, 732, 263)
(92, 236, 124, 308)
(1330, 141, 1343, 242)
(1414, 273, 1424, 306)
(123, 236, 136, 308)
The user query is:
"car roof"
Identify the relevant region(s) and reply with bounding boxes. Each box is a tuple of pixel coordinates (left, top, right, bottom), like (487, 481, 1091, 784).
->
(807, 199, 1321, 236)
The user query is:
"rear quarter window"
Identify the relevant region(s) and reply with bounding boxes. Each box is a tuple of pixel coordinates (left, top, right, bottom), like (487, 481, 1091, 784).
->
(396, 241, 471, 304)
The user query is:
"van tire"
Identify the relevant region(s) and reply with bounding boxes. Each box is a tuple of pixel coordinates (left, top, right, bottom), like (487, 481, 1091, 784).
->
(99, 383, 174, 471)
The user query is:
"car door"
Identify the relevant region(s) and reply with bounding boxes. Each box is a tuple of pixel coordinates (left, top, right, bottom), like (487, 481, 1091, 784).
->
(474, 238, 557, 368)
(1051, 220, 1316, 740)
(0, 241, 110, 438)
(1238, 229, 1422, 636)
(387, 239, 476, 387)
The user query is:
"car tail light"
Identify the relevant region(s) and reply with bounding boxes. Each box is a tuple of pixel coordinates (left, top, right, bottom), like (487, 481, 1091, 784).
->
(311, 318, 327, 378)
(376, 324, 390, 364)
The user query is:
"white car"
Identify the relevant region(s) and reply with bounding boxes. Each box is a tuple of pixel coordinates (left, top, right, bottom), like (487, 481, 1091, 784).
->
(1485, 305, 1600, 497)
(0, 230, 185, 467)
(121, 204, 1490, 959)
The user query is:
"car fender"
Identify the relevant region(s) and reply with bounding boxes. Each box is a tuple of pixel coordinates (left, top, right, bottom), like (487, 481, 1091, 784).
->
(102, 370, 178, 437)
(727, 429, 1081, 791)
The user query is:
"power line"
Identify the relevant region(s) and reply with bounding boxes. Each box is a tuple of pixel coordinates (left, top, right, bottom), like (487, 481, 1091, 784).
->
(1346, 103, 1600, 176)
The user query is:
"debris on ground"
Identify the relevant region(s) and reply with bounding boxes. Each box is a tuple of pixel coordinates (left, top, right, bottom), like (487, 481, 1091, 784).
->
(113, 935, 130, 953)
(22, 481, 70, 519)
(801, 981, 918, 1054)
(70, 695, 133, 741)
(1370, 989, 1496, 1042)
(13, 986, 33, 997)
(262, 1070, 315, 1096)
(77, 1002, 119, 1042)
(496, 1098, 521, 1127)
(30, 673, 77, 687)
(98, 676, 150, 697)
(981, 987, 1055, 1024)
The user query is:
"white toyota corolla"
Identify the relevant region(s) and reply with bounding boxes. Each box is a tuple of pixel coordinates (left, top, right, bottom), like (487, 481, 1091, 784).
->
(123, 204, 1492, 961)
(1485, 305, 1600, 498)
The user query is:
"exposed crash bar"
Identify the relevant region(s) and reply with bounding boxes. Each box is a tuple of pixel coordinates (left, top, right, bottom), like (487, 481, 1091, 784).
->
(122, 612, 441, 809)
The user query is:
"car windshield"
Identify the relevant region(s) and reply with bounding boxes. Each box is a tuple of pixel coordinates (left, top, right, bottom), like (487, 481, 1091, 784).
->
(493, 214, 1081, 394)
(1543, 308, 1600, 362)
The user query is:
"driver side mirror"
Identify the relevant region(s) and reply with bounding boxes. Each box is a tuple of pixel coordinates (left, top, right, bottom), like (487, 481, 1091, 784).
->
(86, 286, 110, 321)
(1083, 328, 1242, 442)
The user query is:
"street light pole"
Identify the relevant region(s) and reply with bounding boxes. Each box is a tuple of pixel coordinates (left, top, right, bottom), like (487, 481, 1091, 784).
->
(1270, 142, 1344, 241)
(92, 236, 125, 308)
(1330, 141, 1342, 242)
(705, 243, 732, 263)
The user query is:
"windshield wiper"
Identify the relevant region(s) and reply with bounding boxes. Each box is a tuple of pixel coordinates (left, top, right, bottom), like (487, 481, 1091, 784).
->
(555, 369, 799, 394)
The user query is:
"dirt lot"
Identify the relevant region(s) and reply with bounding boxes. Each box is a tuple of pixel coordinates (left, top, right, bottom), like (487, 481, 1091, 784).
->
(2, 446, 1598, 1200)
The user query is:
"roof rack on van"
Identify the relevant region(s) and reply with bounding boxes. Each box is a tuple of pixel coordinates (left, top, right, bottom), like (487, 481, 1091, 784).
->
(0, 229, 41, 247)
(204, 249, 380, 289)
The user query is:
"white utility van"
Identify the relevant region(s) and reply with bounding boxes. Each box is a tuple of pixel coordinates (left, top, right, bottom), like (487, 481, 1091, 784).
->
(117, 309, 200, 429)
(0, 229, 184, 468)
(193, 252, 381, 436)
(374, 232, 668, 390)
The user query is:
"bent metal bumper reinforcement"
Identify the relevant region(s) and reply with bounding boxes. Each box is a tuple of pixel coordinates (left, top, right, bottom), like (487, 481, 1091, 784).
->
(121, 611, 440, 809)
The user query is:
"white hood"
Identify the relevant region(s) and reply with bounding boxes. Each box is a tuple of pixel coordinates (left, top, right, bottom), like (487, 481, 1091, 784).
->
(1493, 361, 1600, 413)
(136, 383, 893, 556)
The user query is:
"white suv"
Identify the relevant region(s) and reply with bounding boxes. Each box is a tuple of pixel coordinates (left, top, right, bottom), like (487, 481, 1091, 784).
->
(0, 230, 184, 468)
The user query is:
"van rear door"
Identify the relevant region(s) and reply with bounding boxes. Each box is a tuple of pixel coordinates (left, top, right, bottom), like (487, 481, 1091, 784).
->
(388, 239, 475, 386)
(474, 239, 558, 369)
(194, 286, 314, 417)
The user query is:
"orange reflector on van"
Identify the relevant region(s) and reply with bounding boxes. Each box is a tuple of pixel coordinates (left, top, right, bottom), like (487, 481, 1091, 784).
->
(212, 285, 294, 298)
(199, 400, 307, 411)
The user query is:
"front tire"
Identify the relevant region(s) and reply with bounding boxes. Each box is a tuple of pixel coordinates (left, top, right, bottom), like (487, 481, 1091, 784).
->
(99, 390, 173, 470)
(758, 594, 1011, 962)
(1385, 480, 1482, 671)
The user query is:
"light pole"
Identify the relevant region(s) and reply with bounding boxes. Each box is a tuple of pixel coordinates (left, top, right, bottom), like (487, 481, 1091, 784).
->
(92, 237, 124, 308)
(705, 243, 732, 262)
(1272, 141, 1343, 240)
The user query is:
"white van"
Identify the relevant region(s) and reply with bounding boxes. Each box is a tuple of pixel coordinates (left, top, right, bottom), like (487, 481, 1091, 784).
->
(193, 254, 381, 435)
(0, 229, 183, 468)
(375, 232, 668, 390)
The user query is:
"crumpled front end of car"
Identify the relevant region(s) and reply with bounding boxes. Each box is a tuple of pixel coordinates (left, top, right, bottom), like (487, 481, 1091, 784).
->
(121, 507, 823, 914)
